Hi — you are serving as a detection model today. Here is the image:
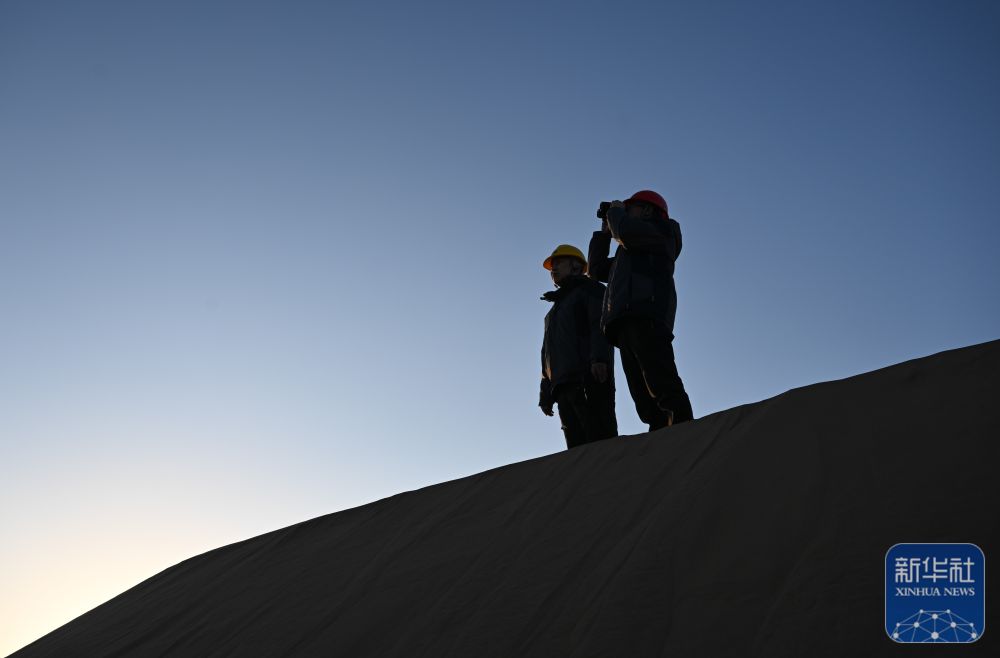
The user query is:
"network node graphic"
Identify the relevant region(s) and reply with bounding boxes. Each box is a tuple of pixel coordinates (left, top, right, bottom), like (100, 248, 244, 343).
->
(891, 610, 979, 643)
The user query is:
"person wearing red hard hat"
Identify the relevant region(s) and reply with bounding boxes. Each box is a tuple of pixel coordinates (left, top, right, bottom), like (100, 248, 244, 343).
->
(539, 244, 618, 449)
(588, 190, 693, 430)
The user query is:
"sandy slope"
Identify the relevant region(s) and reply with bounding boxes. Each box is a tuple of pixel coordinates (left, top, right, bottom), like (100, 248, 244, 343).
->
(12, 340, 999, 657)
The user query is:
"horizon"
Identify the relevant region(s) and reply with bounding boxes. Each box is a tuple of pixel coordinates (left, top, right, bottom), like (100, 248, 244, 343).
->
(3, 0, 999, 653)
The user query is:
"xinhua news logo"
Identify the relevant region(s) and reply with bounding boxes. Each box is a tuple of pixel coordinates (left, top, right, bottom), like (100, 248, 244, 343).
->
(885, 543, 984, 643)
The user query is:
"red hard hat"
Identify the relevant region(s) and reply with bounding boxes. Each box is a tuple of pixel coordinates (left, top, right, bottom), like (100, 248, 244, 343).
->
(626, 190, 668, 216)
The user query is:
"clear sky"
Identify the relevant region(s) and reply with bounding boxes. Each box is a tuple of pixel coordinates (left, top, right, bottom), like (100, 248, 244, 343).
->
(2, 0, 998, 653)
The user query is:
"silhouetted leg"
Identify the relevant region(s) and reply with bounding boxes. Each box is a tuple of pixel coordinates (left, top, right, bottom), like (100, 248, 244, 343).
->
(584, 378, 618, 441)
(618, 338, 672, 430)
(555, 385, 588, 449)
(624, 319, 694, 425)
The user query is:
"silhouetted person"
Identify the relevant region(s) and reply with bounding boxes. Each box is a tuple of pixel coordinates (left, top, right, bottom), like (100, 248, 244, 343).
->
(539, 244, 618, 449)
(589, 191, 693, 430)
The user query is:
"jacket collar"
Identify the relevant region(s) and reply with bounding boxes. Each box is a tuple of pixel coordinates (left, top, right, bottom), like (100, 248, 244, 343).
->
(541, 274, 587, 302)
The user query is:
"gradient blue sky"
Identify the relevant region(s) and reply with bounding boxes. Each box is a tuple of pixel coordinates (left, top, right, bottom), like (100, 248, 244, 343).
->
(2, 0, 999, 652)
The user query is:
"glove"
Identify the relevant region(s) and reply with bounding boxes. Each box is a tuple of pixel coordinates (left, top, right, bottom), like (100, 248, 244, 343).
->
(539, 384, 555, 417)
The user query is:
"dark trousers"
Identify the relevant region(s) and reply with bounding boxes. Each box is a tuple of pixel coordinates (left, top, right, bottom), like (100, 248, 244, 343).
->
(615, 318, 693, 431)
(555, 380, 618, 449)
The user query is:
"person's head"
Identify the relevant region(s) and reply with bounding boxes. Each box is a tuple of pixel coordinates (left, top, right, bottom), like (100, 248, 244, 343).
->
(625, 200, 660, 220)
(549, 255, 585, 285)
(543, 244, 587, 286)
(624, 190, 669, 221)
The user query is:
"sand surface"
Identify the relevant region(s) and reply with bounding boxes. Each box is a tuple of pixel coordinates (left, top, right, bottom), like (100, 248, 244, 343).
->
(12, 340, 999, 657)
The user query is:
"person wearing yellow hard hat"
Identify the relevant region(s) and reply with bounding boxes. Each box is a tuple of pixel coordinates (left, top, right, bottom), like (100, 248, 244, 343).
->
(539, 244, 618, 449)
(589, 190, 693, 430)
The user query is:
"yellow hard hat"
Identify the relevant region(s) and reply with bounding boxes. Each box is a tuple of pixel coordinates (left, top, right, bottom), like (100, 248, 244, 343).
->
(543, 244, 587, 272)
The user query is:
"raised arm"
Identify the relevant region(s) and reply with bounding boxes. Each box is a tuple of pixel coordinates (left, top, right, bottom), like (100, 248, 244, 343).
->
(586, 285, 612, 366)
(587, 230, 613, 282)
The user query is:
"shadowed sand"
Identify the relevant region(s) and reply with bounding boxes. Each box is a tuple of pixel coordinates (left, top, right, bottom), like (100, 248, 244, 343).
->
(12, 340, 999, 657)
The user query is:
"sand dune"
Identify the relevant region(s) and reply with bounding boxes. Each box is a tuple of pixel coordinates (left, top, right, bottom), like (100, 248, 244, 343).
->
(12, 340, 999, 657)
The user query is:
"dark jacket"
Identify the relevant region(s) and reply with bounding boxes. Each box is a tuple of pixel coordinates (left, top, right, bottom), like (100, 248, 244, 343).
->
(539, 275, 613, 405)
(587, 206, 683, 344)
